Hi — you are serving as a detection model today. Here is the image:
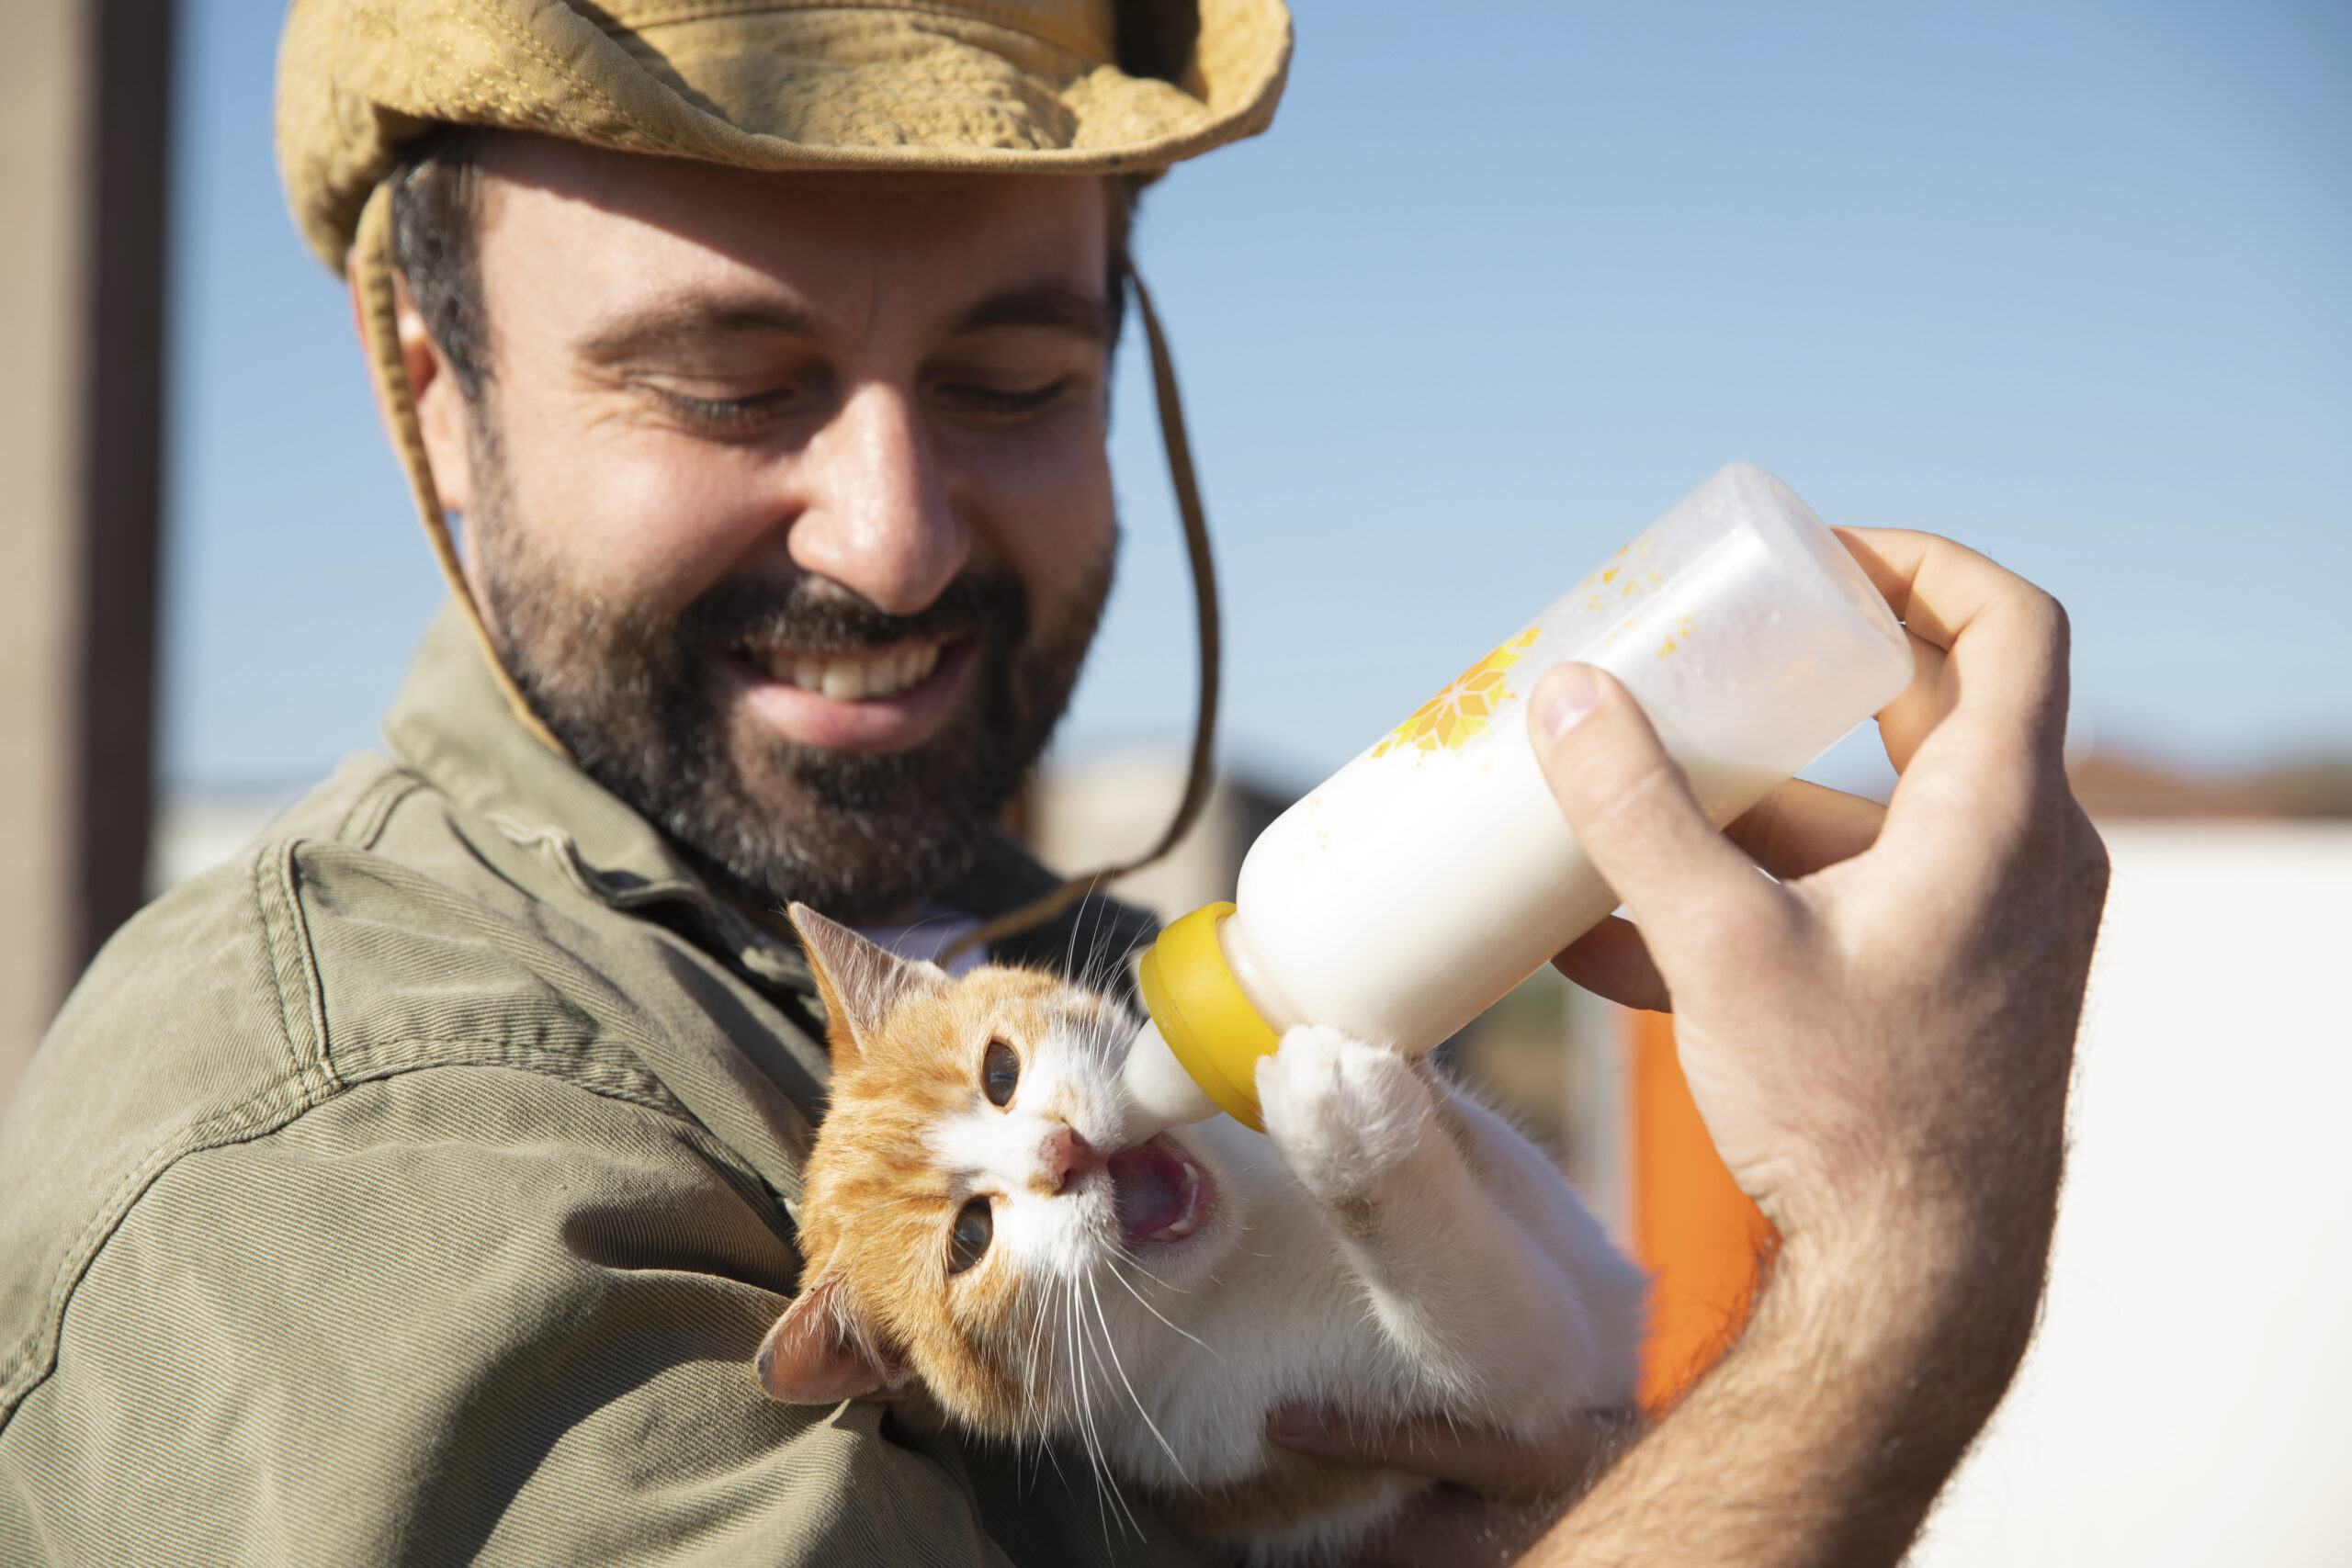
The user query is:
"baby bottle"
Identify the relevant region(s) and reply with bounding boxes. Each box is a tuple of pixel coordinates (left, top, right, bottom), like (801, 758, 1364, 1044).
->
(1120, 462, 1915, 1138)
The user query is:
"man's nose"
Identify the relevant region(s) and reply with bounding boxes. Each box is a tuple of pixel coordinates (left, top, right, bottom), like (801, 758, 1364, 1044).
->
(785, 380, 967, 617)
(1036, 1125, 1102, 1196)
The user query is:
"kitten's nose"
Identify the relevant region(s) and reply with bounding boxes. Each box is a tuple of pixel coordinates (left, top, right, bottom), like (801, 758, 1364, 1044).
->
(1038, 1125, 1102, 1196)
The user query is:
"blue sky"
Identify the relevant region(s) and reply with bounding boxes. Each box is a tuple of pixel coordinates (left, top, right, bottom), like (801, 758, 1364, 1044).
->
(164, 0, 2352, 795)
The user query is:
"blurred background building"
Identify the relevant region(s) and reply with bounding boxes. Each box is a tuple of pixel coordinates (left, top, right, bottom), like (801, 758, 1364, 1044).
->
(6, 0, 2349, 1561)
(1, 0, 171, 1111)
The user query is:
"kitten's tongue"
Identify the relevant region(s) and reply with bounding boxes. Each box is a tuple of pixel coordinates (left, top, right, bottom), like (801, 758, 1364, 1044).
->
(1107, 1136, 1208, 1244)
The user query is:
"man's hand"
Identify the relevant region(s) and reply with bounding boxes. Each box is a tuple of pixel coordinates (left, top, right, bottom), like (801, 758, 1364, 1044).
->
(1263, 530, 2103, 1568)
(1519, 528, 2109, 1564)
(1268, 1406, 1640, 1567)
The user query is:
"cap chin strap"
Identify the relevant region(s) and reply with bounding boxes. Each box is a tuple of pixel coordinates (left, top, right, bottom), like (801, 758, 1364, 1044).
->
(941, 271, 1222, 962)
(351, 184, 570, 758)
(352, 183, 1219, 953)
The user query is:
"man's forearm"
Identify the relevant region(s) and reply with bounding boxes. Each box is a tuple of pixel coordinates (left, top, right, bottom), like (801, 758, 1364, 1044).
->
(1533, 1191, 2052, 1566)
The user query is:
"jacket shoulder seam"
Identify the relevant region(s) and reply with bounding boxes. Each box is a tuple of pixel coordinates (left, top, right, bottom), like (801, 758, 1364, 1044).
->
(254, 839, 341, 1100)
(334, 763, 425, 849)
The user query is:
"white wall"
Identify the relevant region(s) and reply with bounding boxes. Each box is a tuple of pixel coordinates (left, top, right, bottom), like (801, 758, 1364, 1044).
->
(147, 786, 305, 897)
(1911, 823, 2352, 1565)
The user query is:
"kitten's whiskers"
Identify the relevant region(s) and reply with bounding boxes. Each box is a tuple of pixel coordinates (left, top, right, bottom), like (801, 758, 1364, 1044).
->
(1073, 1273, 1148, 1542)
(1105, 1251, 1211, 1352)
(1086, 1271, 1187, 1480)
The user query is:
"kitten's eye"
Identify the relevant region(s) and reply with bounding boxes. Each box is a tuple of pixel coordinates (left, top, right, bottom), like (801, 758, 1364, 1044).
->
(949, 1198, 994, 1273)
(982, 1039, 1020, 1108)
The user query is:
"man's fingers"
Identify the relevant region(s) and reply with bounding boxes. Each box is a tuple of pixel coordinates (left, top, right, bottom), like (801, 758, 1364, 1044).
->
(1552, 917, 1670, 1012)
(1873, 632, 1948, 775)
(1558, 781, 1886, 1009)
(1269, 1406, 1626, 1504)
(1723, 779, 1887, 880)
(1834, 526, 2072, 765)
(1529, 664, 1791, 984)
(1830, 528, 2079, 916)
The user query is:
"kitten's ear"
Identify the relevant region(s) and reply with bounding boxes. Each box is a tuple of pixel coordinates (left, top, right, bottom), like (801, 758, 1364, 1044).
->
(786, 902, 949, 1064)
(753, 1267, 912, 1404)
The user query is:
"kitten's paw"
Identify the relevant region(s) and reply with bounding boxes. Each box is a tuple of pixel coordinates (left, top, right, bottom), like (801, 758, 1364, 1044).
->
(1257, 1026, 1432, 1210)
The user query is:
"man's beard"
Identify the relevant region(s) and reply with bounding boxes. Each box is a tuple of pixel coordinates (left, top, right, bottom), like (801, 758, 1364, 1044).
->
(468, 456, 1111, 925)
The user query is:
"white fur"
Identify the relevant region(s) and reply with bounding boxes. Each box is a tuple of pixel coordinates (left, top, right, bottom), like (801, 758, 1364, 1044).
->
(922, 999, 1646, 1563)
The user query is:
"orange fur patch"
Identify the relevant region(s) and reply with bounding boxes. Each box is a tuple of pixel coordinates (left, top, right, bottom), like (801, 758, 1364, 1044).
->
(797, 964, 1113, 1438)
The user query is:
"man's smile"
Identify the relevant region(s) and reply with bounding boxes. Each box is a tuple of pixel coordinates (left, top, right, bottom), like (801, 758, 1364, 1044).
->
(719, 635, 978, 753)
(740, 638, 944, 701)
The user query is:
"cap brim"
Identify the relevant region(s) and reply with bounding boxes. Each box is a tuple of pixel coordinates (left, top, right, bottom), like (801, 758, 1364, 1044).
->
(278, 0, 1290, 270)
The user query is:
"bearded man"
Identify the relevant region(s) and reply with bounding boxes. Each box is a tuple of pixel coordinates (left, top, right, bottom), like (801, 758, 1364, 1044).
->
(0, 3, 2108, 1564)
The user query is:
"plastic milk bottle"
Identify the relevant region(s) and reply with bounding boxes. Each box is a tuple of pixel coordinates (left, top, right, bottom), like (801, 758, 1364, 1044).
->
(1119, 463, 1916, 1138)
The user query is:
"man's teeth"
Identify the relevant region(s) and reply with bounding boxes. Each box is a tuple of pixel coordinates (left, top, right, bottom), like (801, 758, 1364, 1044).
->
(755, 642, 942, 700)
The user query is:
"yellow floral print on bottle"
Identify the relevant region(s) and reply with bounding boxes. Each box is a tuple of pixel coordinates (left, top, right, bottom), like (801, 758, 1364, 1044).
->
(1371, 629, 1542, 758)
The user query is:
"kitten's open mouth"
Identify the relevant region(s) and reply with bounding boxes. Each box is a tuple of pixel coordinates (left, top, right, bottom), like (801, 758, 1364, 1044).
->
(1107, 1135, 1213, 1246)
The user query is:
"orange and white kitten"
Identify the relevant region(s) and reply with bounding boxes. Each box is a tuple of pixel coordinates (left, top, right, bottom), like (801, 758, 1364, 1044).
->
(759, 905, 1645, 1565)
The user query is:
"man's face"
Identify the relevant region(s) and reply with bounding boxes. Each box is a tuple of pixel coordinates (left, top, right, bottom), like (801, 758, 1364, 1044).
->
(416, 140, 1119, 922)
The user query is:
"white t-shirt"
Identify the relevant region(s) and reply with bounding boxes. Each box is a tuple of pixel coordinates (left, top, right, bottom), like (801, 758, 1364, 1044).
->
(853, 903, 989, 977)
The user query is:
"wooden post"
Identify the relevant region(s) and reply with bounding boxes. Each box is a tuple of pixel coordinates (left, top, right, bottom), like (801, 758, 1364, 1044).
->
(1626, 1006, 1775, 1407)
(0, 0, 171, 1114)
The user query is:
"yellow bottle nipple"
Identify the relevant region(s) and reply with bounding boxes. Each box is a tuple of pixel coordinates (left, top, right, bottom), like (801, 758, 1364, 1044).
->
(1135, 902, 1283, 1133)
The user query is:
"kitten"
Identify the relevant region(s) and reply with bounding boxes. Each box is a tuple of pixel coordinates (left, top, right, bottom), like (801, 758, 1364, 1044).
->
(758, 905, 1645, 1564)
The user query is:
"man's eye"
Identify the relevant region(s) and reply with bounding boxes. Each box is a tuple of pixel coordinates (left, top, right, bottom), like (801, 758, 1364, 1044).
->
(649, 388, 800, 431)
(949, 1198, 994, 1273)
(933, 379, 1069, 421)
(982, 1039, 1019, 1108)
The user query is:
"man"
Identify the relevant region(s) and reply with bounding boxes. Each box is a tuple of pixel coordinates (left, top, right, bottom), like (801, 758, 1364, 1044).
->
(0, 1, 2107, 1563)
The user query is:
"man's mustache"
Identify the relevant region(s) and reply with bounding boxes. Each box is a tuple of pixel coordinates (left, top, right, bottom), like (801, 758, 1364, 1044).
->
(673, 570, 1029, 656)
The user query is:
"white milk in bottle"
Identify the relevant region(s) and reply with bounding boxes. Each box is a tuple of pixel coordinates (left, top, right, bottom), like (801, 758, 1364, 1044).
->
(1120, 463, 1915, 1138)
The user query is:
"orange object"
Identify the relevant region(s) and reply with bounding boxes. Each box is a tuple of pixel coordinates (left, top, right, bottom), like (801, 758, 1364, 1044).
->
(1625, 1007, 1775, 1408)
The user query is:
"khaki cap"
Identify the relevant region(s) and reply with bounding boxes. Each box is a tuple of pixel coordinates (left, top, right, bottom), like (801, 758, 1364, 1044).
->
(274, 0, 1282, 935)
(277, 0, 1290, 269)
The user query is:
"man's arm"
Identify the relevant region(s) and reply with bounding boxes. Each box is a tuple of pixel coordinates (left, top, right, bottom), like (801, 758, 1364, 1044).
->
(1279, 529, 2106, 1564)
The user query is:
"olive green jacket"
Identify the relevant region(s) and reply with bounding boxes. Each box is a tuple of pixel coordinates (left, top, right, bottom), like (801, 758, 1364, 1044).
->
(0, 608, 1198, 1567)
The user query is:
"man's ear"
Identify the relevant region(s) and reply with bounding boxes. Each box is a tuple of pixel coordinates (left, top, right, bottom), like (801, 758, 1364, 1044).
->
(752, 1268, 913, 1404)
(348, 256, 480, 525)
(787, 903, 949, 1064)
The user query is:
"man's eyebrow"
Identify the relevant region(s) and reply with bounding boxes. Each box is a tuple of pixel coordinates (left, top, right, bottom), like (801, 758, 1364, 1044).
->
(576, 300, 821, 363)
(949, 285, 1114, 341)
